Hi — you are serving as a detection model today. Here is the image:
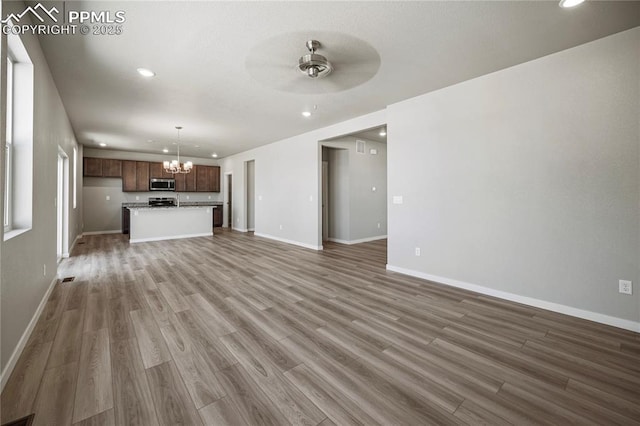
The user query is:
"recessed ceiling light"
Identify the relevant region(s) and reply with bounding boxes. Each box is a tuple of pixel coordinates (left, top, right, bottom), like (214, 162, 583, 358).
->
(559, 0, 585, 8)
(162, 148, 169, 153)
(136, 68, 155, 77)
(99, 143, 107, 147)
(212, 153, 218, 158)
(379, 129, 387, 136)
(302, 111, 312, 118)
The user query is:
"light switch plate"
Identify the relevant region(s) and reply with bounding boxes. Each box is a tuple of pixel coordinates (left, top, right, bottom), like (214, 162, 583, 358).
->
(392, 196, 403, 204)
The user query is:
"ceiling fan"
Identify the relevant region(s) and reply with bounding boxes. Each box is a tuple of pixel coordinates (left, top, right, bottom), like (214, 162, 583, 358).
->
(297, 40, 333, 79)
(245, 31, 381, 94)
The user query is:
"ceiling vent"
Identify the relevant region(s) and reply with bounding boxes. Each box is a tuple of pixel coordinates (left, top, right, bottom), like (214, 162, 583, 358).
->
(298, 40, 333, 79)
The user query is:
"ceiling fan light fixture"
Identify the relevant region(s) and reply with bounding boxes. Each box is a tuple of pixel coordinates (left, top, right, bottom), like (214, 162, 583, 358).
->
(559, 0, 585, 8)
(298, 40, 333, 79)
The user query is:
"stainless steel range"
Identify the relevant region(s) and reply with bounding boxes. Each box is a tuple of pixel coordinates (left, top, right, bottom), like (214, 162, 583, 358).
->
(148, 197, 176, 207)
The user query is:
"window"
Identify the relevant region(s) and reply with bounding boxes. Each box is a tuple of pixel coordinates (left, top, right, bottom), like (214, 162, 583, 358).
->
(73, 146, 77, 209)
(4, 56, 14, 231)
(3, 32, 34, 239)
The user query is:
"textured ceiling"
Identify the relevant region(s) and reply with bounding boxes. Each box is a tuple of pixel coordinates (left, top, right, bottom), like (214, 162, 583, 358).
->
(30, 1, 640, 158)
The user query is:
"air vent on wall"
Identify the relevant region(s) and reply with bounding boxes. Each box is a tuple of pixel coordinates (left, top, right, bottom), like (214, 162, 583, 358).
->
(356, 139, 365, 154)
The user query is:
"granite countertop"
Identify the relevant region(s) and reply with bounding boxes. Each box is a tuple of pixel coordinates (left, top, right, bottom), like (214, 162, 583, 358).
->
(126, 205, 218, 210)
(123, 201, 223, 208)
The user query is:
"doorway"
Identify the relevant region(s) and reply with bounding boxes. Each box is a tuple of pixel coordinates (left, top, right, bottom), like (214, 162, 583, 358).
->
(226, 173, 233, 228)
(245, 160, 255, 232)
(57, 149, 69, 261)
(319, 126, 388, 249)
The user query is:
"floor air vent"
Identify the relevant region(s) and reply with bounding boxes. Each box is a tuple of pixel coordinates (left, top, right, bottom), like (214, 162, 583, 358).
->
(61, 276, 75, 283)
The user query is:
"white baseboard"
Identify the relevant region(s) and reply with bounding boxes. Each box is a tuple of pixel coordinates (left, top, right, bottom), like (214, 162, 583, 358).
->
(1, 276, 58, 392)
(233, 227, 248, 232)
(129, 232, 213, 243)
(82, 230, 122, 236)
(385, 264, 640, 333)
(254, 232, 322, 251)
(328, 235, 387, 245)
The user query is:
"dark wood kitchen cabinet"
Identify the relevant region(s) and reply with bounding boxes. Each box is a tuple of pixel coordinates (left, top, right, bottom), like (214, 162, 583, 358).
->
(149, 162, 174, 179)
(83, 157, 122, 177)
(122, 207, 130, 234)
(211, 166, 220, 192)
(195, 165, 220, 192)
(136, 161, 150, 191)
(122, 160, 137, 191)
(213, 206, 223, 227)
(102, 159, 122, 177)
(174, 171, 195, 192)
(83, 157, 103, 177)
(122, 161, 150, 192)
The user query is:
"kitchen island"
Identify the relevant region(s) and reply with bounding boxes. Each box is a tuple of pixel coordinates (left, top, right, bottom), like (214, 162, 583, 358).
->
(126, 205, 217, 243)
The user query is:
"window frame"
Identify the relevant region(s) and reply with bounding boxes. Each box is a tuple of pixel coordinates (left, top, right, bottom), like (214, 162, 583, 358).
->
(4, 55, 14, 232)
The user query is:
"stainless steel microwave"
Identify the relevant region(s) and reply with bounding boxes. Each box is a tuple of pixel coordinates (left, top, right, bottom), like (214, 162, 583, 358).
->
(150, 178, 175, 191)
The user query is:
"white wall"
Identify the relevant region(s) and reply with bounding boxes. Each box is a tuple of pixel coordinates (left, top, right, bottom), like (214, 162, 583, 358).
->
(387, 28, 640, 329)
(82, 148, 222, 233)
(1, 1, 82, 376)
(220, 110, 386, 249)
(325, 147, 349, 241)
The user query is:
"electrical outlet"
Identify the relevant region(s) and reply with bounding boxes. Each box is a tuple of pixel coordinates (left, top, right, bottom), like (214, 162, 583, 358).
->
(377, 222, 381, 229)
(309, 195, 313, 202)
(279, 225, 283, 230)
(186, 195, 190, 200)
(415, 247, 421, 256)
(393, 196, 403, 204)
(43, 264, 46, 276)
(208, 195, 211, 199)
(619, 280, 633, 295)
(106, 195, 110, 201)
(135, 196, 140, 200)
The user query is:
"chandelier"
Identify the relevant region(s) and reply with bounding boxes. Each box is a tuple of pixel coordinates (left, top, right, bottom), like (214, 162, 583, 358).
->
(163, 126, 193, 174)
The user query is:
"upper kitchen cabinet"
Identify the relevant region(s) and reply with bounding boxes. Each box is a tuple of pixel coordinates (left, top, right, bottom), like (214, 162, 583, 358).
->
(149, 162, 174, 179)
(195, 165, 220, 192)
(136, 161, 150, 191)
(102, 159, 122, 177)
(174, 171, 196, 192)
(83, 157, 122, 177)
(122, 160, 137, 191)
(83, 157, 103, 177)
(122, 160, 150, 192)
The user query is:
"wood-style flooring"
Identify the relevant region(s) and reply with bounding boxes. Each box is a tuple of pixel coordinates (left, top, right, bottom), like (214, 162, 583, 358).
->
(2, 229, 639, 425)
